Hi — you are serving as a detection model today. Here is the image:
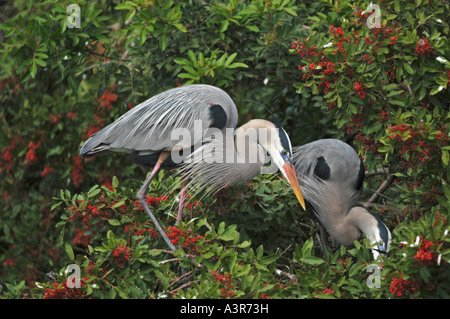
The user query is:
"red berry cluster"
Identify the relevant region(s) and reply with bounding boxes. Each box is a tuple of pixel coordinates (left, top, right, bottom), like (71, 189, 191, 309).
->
(165, 226, 207, 255)
(68, 196, 114, 245)
(67, 194, 171, 248)
(329, 25, 349, 57)
(68, 196, 114, 226)
(124, 221, 160, 243)
(213, 183, 257, 217)
(25, 140, 41, 166)
(292, 33, 338, 95)
(292, 9, 402, 105)
(353, 9, 399, 52)
(210, 271, 236, 298)
(43, 279, 88, 299)
(414, 237, 442, 266)
(415, 38, 435, 57)
(314, 286, 337, 297)
(40, 165, 53, 178)
(72, 155, 85, 187)
(134, 195, 169, 208)
(82, 85, 117, 140)
(0, 135, 21, 172)
(433, 211, 448, 227)
(387, 124, 448, 169)
(389, 275, 420, 297)
(355, 132, 381, 154)
(112, 244, 131, 269)
(353, 81, 366, 99)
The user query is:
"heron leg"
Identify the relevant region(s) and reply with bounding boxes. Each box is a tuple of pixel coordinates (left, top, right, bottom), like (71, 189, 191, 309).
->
(175, 179, 189, 225)
(136, 152, 176, 252)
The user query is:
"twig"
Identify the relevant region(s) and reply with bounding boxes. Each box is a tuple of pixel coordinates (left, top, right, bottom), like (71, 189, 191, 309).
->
(86, 47, 132, 62)
(151, 249, 174, 255)
(275, 268, 298, 284)
(170, 279, 201, 294)
(278, 244, 292, 257)
(365, 167, 390, 177)
(159, 257, 180, 265)
(169, 271, 193, 288)
(364, 175, 395, 206)
(363, 203, 394, 210)
(367, 188, 393, 201)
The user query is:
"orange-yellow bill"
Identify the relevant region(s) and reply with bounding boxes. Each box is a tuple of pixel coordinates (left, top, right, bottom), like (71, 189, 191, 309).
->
(283, 162, 306, 210)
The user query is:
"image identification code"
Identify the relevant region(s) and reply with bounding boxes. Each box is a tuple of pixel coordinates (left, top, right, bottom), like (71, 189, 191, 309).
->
(180, 303, 269, 316)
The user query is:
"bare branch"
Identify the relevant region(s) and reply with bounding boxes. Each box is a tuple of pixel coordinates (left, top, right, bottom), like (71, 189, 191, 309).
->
(364, 175, 395, 206)
(169, 280, 201, 294)
(275, 268, 298, 284)
(365, 167, 390, 177)
(85, 47, 132, 62)
(169, 271, 193, 288)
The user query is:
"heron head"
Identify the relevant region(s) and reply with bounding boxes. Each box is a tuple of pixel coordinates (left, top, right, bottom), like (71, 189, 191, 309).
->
(347, 206, 392, 259)
(237, 119, 306, 210)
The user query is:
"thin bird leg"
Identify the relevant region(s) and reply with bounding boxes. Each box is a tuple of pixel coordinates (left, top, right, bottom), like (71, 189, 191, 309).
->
(175, 178, 189, 225)
(136, 152, 176, 252)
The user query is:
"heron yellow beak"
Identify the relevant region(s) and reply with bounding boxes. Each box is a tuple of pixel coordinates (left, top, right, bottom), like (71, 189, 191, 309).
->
(282, 162, 306, 210)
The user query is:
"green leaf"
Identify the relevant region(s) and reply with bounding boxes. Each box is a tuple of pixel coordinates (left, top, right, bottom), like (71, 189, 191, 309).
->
(159, 34, 168, 51)
(284, 7, 297, 16)
(220, 20, 229, 33)
(217, 222, 225, 236)
(301, 237, 314, 257)
(245, 25, 260, 32)
(300, 256, 325, 265)
(65, 243, 74, 260)
(442, 150, 449, 166)
(114, 287, 128, 299)
(390, 100, 405, 107)
(403, 62, 414, 75)
(219, 224, 237, 241)
(115, 1, 138, 10)
(261, 254, 279, 265)
(30, 62, 37, 78)
(384, 83, 399, 91)
(227, 62, 248, 69)
(112, 200, 126, 209)
(174, 23, 187, 33)
(108, 219, 121, 226)
(202, 251, 215, 259)
(112, 176, 119, 189)
(224, 52, 237, 67)
(430, 85, 444, 95)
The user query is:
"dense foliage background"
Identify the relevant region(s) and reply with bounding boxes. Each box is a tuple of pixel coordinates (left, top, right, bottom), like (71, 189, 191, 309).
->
(0, 0, 449, 299)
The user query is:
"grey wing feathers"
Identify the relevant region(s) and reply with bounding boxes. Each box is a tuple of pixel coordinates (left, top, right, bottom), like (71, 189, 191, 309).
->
(293, 139, 364, 193)
(80, 85, 238, 158)
(293, 139, 364, 223)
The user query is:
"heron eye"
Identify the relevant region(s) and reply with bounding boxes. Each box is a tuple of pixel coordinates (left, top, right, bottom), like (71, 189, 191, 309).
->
(281, 150, 288, 156)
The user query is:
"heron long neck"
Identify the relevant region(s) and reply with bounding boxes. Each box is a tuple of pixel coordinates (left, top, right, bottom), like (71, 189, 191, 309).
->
(300, 177, 361, 246)
(321, 197, 361, 247)
(177, 124, 268, 196)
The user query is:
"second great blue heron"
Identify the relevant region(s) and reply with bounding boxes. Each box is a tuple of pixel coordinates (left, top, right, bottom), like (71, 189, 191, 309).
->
(293, 139, 391, 259)
(80, 84, 305, 252)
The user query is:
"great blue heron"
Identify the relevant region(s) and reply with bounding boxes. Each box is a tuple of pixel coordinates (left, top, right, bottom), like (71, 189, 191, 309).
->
(80, 84, 306, 252)
(293, 139, 391, 259)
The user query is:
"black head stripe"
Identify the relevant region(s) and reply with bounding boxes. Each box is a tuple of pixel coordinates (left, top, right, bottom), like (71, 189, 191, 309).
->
(355, 159, 365, 191)
(209, 104, 227, 130)
(278, 128, 292, 154)
(357, 205, 390, 247)
(314, 156, 331, 180)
